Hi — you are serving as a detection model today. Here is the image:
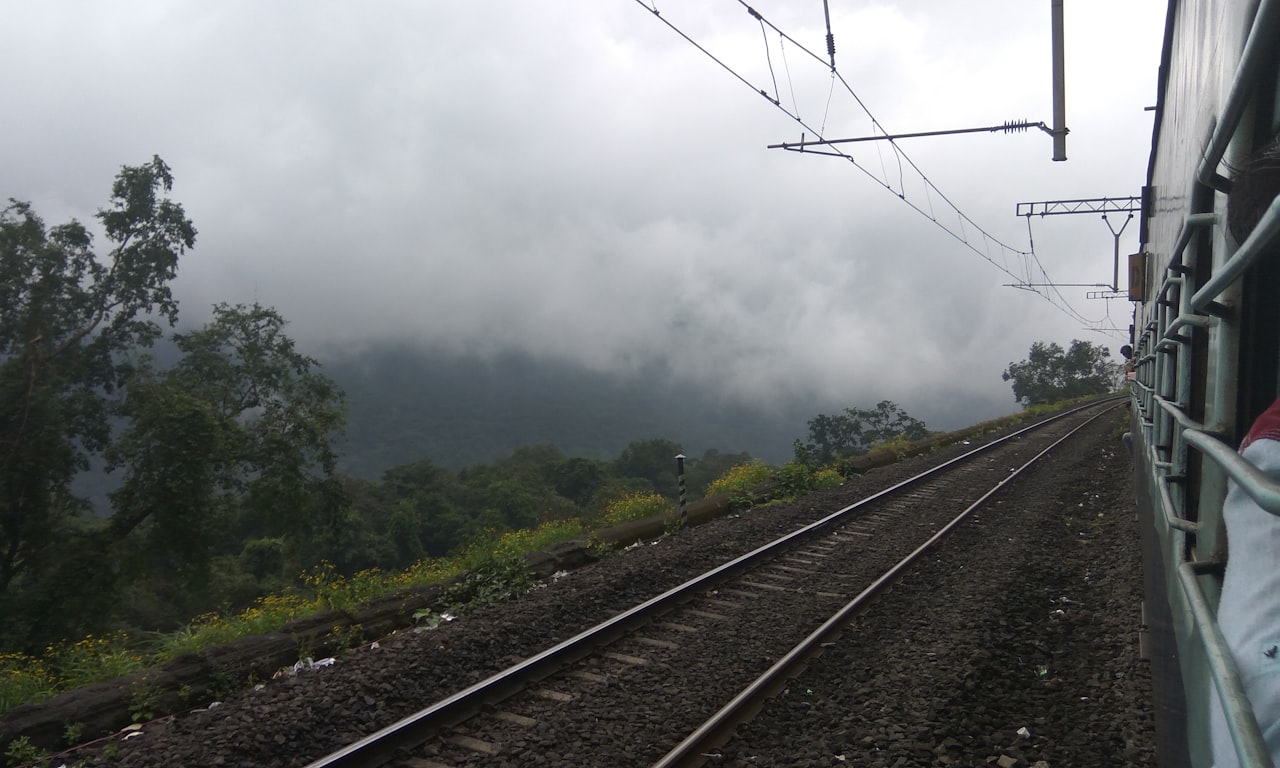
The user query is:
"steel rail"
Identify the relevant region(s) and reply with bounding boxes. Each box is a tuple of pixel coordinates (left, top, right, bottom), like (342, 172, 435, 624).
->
(652, 401, 1122, 767)
(303, 398, 1122, 768)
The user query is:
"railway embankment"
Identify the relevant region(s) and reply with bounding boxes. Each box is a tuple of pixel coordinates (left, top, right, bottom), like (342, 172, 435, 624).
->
(0, 401, 1087, 758)
(5, 405, 1151, 768)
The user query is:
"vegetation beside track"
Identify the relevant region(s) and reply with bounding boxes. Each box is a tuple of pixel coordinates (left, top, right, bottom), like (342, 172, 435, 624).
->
(0, 394, 1118, 767)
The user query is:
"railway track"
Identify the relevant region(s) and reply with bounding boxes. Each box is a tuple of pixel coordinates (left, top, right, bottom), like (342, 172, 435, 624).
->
(304, 399, 1123, 768)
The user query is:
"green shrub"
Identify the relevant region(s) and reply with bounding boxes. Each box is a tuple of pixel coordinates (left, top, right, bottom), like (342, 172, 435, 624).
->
(0, 653, 54, 713)
(491, 519, 585, 559)
(873, 434, 911, 460)
(811, 467, 843, 490)
(47, 632, 147, 691)
(440, 556, 536, 614)
(602, 491, 671, 525)
(706, 461, 773, 510)
(774, 462, 813, 497)
(3, 735, 44, 766)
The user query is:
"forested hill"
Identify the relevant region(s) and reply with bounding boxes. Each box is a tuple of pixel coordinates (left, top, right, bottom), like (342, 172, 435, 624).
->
(324, 345, 809, 477)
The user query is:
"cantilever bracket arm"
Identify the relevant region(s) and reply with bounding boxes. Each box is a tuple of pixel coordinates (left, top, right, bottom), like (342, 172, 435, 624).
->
(768, 120, 1051, 151)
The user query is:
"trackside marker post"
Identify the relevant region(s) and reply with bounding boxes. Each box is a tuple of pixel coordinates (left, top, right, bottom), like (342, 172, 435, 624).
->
(675, 454, 688, 528)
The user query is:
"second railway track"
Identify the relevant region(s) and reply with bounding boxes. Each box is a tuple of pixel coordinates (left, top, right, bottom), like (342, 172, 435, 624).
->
(306, 400, 1124, 768)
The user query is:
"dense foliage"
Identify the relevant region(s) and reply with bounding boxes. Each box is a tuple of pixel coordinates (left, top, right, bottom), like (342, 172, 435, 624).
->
(1, 159, 199, 647)
(1001, 340, 1120, 408)
(0, 160, 781, 655)
(796, 400, 930, 466)
(0, 160, 941, 685)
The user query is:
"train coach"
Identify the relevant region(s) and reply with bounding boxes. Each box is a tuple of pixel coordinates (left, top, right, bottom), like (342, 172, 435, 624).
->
(1131, 1, 1280, 766)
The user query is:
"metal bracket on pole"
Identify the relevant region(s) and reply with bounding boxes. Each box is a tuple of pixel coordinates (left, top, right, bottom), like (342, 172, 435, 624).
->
(1016, 196, 1141, 294)
(1102, 213, 1134, 293)
(768, 120, 1052, 153)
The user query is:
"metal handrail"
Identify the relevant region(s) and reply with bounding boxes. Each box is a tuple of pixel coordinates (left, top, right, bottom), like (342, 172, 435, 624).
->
(1153, 447, 1200, 534)
(1178, 560, 1274, 767)
(1184, 429, 1280, 515)
(1193, 197, 1280, 309)
(1154, 394, 1207, 434)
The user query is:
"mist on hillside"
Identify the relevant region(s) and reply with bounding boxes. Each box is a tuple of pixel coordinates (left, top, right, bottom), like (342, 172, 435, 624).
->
(324, 343, 1020, 478)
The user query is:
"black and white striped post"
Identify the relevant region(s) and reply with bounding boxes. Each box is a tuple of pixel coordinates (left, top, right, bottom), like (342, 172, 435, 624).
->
(675, 454, 688, 528)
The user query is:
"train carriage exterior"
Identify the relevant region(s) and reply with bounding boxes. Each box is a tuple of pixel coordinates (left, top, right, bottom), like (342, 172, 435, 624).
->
(1134, 0, 1280, 765)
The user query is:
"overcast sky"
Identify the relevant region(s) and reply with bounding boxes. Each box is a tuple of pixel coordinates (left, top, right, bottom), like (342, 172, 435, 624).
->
(2, 1, 1164, 429)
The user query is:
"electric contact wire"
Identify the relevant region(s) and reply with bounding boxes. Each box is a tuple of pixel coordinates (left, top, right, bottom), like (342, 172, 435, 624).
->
(636, 3, 797, 117)
(634, 0, 1106, 327)
(728, 0, 1039, 261)
(731, 0, 1044, 260)
(738, 0, 1107, 329)
(741, 2, 1106, 329)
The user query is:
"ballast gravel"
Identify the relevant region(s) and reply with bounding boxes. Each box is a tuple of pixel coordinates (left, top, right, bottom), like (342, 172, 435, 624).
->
(50, 410, 1152, 768)
(717, 413, 1154, 767)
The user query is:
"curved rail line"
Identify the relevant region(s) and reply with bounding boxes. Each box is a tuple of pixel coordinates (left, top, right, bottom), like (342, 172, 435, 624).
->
(305, 398, 1124, 768)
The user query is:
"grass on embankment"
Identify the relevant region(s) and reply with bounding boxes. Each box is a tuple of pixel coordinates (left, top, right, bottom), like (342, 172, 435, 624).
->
(0, 393, 1108, 721)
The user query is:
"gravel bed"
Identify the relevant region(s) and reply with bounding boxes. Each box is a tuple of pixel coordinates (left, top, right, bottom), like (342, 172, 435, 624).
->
(424, 429, 1055, 768)
(50, 409, 1149, 768)
(716, 412, 1154, 768)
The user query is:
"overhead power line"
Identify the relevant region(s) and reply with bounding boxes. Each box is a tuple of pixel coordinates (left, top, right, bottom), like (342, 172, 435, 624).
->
(630, 1, 1115, 333)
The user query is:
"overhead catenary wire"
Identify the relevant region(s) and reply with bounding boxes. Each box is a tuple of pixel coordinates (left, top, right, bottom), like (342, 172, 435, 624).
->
(634, 3, 796, 116)
(819, 70, 836, 135)
(737, 1, 1086, 314)
(751, 8, 782, 107)
(633, 0, 1113, 333)
(778, 32, 800, 118)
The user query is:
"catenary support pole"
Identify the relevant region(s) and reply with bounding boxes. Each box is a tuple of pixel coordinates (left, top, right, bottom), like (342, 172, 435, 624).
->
(1050, 0, 1068, 161)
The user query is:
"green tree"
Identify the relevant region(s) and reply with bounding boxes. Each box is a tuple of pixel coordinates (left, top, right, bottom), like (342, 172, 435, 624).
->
(379, 459, 484, 560)
(458, 446, 582, 534)
(859, 400, 931, 445)
(547, 457, 607, 506)
(612, 438, 684, 498)
(683, 449, 753, 498)
(106, 303, 346, 612)
(800, 401, 929, 466)
(1002, 339, 1120, 408)
(0, 157, 195, 600)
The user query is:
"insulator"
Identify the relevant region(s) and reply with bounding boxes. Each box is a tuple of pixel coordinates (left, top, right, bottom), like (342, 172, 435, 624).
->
(826, 33, 836, 57)
(1002, 120, 1030, 134)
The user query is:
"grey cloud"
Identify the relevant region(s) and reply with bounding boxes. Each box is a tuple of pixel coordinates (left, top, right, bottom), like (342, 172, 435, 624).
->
(1, 1, 1162, 433)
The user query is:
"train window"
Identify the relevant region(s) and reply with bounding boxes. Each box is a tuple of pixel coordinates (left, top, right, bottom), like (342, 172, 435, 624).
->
(1230, 47, 1280, 439)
